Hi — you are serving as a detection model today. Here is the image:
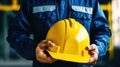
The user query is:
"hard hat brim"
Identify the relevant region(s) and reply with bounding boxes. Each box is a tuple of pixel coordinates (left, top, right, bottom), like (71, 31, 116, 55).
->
(47, 50, 91, 63)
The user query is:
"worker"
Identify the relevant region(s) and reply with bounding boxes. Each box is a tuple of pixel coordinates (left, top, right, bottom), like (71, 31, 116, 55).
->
(7, 0, 111, 67)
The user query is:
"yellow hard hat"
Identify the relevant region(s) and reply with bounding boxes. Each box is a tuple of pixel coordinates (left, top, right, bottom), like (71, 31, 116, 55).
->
(46, 18, 90, 63)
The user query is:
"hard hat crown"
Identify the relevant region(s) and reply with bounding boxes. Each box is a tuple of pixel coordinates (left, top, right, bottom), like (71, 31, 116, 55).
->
(46, 18, 90, 63)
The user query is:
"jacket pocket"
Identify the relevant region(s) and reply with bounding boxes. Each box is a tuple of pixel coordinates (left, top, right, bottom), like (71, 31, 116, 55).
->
(32, 5, 57, 21)
(70, 5, 92, 21)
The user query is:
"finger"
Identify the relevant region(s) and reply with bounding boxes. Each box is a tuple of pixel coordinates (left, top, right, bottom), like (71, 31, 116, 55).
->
(86, 44, 96, 51)
(89, 50, 98, 59)
(46, 57, 56, 63)
(88, 54, 98, 64)
(88, 52, 98, 64)
(38, 57, 56, 63)
(88, 57, 94, 64)
(47, 41, 55, 47)
(38, 40, 55, 49)
(37, 52, 56, 63)
(89, 51, 95, 55)
(36, 46, 56, 63)
(36, 47, 47, 60)
(88, 57, 96, 64)
(36, 46, 43, 55)
(37, 40, 48, 50)
(36, 49, 49, 63)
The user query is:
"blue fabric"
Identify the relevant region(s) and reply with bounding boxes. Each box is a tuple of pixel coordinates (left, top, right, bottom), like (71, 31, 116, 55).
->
(7, 0, 111, 67)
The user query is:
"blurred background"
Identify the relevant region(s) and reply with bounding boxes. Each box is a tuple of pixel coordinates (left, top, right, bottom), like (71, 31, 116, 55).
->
(0, 0, 120, 67)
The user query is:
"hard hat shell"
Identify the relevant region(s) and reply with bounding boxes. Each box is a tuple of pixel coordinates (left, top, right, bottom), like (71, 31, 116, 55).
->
(46, 18, 90, 63)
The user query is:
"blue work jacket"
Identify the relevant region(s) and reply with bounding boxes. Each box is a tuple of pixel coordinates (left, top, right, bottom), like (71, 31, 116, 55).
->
(7, 0, 111, 67)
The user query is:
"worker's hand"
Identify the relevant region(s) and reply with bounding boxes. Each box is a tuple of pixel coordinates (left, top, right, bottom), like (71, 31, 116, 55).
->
(36, 40, 56, 63)
(86, 44, 99, 64)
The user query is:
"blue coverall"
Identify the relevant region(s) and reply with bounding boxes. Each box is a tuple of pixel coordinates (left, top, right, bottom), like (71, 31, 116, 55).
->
(7, 0, 111, 67)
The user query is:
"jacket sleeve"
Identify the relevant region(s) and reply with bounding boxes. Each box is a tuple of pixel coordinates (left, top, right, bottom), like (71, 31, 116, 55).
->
(90, 0, 111, 61)
(7, 0, 36, 60)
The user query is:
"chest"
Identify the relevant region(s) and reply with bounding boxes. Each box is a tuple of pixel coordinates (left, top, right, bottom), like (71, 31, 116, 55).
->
(31, 0, 93, 34)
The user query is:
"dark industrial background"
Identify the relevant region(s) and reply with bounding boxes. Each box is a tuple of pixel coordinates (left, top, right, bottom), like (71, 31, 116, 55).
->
(0, 0, 120, 67)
